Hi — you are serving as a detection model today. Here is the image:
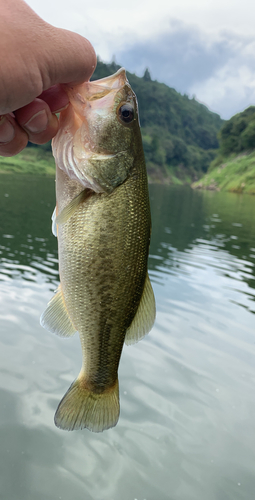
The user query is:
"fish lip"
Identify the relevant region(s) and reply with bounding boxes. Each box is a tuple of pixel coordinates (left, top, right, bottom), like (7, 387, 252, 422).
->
(64, 68, 130, 105)
(90, 68, 128, 89)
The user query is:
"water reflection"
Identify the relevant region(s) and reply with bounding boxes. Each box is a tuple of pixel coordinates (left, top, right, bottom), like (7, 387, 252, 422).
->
(149, 185, 255, 314)
(0, 176, 58, 287)
(0, 176, 255, 500)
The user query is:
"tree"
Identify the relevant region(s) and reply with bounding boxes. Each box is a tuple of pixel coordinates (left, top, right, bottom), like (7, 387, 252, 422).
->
(143, 68, 151, 81)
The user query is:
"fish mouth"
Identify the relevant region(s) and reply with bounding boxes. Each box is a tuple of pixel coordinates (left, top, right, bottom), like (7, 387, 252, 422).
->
(53, 69, 134, 191)
(62, 67, 132, 148)
(67, 68, 128, 105)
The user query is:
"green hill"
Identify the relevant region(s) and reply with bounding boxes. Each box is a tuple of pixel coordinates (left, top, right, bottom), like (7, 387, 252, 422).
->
(0, 147, 55, 176)
(92, 60, 223, 183)
(193, 106, 255, 194)
(0, 59, 224, 183)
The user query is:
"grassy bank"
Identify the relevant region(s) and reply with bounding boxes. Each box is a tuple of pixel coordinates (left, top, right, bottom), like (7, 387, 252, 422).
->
(0, 147, 55, 176)
(0, 145, 193, 186)
(192, 151, 255, 194)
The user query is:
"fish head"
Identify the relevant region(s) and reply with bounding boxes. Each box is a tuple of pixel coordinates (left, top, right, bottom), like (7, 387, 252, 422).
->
(53, 68, 142, 192)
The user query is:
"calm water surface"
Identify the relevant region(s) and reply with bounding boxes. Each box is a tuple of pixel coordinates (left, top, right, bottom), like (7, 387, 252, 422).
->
(0, 176, 254, 500)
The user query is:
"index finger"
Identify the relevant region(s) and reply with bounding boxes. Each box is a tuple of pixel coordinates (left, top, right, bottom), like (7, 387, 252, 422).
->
(38, 85, 69, 113)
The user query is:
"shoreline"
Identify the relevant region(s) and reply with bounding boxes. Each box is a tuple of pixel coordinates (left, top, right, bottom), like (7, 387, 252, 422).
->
(192, 151, 255, 195)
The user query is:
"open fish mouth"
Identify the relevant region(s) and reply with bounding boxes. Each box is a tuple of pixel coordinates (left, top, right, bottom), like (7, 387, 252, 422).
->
(65, 68, 130, 122)
(52, 68, 136, 192)
(69, 68, 129, 103)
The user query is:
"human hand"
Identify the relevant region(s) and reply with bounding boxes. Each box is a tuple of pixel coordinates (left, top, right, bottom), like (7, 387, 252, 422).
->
(0, 0, 96, 157)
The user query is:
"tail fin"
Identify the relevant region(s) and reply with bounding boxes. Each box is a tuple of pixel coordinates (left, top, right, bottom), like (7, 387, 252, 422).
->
(54, 374, 119, 432)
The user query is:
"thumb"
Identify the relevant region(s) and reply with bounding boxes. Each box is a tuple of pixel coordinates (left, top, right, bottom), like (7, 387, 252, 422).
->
(0, 0, 97, 114)
(39, 26, 97, 89)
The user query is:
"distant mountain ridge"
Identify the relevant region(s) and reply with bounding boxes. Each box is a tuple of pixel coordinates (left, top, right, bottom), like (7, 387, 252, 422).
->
(92, 59, 224, 183)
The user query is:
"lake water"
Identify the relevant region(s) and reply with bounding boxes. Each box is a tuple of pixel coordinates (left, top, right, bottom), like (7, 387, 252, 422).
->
(0, 175, 254, 500)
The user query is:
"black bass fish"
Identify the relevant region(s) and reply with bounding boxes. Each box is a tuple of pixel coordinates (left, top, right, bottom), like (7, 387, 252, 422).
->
(41, 68, 156, 432)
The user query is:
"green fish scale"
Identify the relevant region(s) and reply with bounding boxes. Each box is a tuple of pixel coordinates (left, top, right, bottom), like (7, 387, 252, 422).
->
(58, 162, 150, 393)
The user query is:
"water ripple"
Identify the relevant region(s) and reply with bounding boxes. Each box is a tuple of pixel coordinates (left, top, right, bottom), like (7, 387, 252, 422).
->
(0, 180, 255, 500)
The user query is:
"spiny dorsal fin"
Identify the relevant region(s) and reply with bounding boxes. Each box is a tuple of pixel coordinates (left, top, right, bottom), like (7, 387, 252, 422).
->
(56, 189, 92, 225)
(40, 285, 77, 337)
(125, 273, 156, 346)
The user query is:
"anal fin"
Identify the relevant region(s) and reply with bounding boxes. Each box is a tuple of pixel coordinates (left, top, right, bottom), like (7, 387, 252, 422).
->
(125, 273, 156, 346)
(40, 285, 76, 337)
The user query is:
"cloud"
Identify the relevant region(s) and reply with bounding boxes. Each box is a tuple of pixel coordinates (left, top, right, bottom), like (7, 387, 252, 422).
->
(190, 61, 255, 119)
(111, 21, 255, 119)
(26, 1, 255, 118)
(117, 21, 232, 88)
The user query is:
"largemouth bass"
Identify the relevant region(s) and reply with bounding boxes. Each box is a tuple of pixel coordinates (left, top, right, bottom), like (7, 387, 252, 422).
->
(40, 68, 156, 432)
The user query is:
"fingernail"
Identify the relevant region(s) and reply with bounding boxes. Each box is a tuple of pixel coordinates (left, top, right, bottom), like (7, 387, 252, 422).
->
(24, 110, 48, 133)
(0, 116, 15, 143)
(54, 103, 69, 113)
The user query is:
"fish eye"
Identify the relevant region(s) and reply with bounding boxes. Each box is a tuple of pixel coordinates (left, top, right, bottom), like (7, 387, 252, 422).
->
(118, 103, 135, 124)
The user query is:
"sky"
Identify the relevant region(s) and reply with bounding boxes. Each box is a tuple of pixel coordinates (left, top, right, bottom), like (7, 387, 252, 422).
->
(26, 0, 255, 119)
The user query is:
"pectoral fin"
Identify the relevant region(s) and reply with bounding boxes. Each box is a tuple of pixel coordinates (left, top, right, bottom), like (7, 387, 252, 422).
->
(125, 273, 156, 345)
(51, 206, 57, 237)
(40, 285, 77, 337)
(56, 188, 92, 225)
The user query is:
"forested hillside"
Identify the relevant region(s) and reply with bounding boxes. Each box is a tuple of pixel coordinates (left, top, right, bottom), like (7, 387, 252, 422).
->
(216, 106, 255, 156)
(92, 60, 223, 182)
(193, 106, 255, 194)
(1, 59, 224, 182)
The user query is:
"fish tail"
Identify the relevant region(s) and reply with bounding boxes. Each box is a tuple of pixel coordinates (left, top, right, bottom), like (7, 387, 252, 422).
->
(54, 373, 120, 432)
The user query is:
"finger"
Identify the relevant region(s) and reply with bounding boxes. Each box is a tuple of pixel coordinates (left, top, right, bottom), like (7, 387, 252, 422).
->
(14, 98, 59, 145)
(0, 1, 96, 114)
(41, 27, 97, 88)
(38, 85, 69, 113)
(0, 114, 28, 157)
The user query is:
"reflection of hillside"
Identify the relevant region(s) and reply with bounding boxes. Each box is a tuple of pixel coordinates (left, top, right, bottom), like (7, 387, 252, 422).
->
(149, 184, 255, 291)
(149, 184, 208, 263)
(0, 175, 58, 281)
(201, 189, 255, 290)
(1, 177, 254, 292)
(201, 189, 255, 258)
